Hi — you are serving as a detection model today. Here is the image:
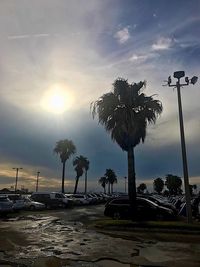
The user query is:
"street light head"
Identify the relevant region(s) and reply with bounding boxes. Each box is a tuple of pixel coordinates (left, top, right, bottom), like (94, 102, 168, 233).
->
(168, 76, 172, 85)
(191, 76, 198, 85)
(185, 77, 189, 85)
(173, 71, 185, 79)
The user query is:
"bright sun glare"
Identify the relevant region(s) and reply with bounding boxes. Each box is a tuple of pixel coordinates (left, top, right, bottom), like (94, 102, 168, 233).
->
(41, 84, 73, 114)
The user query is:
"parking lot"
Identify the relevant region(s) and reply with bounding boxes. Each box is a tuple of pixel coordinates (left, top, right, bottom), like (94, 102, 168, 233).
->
(0, 204, 200, 267)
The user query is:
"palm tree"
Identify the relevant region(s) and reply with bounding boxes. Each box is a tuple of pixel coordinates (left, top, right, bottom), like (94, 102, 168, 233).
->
(83, 157, 90, 194)
(92, 78, 162, 207)
(137, 183, 147, 194)
(98, 176, 107, 193)
(73, 155, 86, 194)
(54, 139, 76, 193)
(153, 177, 164, 194)
(104, 169, 117, 194)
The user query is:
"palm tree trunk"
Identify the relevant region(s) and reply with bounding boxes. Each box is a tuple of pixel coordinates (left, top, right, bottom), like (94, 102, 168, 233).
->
(74, 176, 79, 194)
(111, 183, 113, 194)
(127, 147, 136, 210)
(108, 182, 110, 194)
(84, 171, 87, 194)
(104, 186, 106, 194)
(62, 161, 66, 193)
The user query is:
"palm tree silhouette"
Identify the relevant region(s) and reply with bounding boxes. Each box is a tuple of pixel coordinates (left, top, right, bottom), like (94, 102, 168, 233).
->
(73, 155, 86, 194)
(92, 78, 162, 207)
(104, 169, 117, 194)
(54, 139, 76, 193)
(83, 157, 90, 194)
(98, 176, 107, 193)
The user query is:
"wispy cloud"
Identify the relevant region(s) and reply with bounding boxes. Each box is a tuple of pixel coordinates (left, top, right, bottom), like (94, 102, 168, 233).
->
(8, 33, 50, 40)
(129, 52, 159, 63)
(152, 37, 173, 50)
(114, 27, 130, 44)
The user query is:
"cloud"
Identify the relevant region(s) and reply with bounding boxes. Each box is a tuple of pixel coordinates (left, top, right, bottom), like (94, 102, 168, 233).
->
(152, 37, 173, 50)
(129, 52, 159, 63)
(114, 27, 130, 44)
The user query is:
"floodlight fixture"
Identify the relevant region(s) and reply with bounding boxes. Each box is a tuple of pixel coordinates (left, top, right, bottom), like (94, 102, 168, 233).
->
(191, 76, 198, 85)
(185, 77, 189, 85)
(173, 71, 185, 79)
(168, 76, 172, 85)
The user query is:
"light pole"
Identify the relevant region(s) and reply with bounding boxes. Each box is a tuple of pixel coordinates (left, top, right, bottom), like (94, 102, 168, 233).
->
(165, 71, 198, 223)
(124, 176, 127, 193)
(13, 167, 23, 193)
(36, 171, 40, 192)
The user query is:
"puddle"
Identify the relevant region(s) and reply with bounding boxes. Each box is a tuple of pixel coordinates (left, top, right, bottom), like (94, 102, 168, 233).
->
(1, 212, 200, 267)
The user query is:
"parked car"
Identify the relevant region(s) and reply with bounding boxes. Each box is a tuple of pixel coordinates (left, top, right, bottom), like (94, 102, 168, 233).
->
(68, 194, 89, 205)
(104, 197, 176, 220)
(86, 194, 97, 204)
(144, 195, 178, 214)
(0, 196, 13, 214)
(31, 192, 69, 208)
(7, 194, 26, 211)
(23, 196, 46, 210)
(99, 193, 110, 202)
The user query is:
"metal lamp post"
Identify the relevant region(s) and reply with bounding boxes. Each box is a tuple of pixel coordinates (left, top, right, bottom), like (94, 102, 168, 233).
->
(36, 171, 40, 192)
(124, 176, 127, 193)
(13, 167, 23, 193)
(165, 71, 198, 223)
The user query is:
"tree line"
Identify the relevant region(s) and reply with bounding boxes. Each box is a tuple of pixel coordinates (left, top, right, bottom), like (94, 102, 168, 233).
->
(136, 174, 197, 196)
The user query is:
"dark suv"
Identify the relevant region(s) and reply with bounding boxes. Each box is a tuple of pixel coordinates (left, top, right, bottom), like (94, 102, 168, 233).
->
(104, 197, 176, 220)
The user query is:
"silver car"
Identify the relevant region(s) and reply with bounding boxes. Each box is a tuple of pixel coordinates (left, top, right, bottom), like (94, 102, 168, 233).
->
(23, 196, 45, 210)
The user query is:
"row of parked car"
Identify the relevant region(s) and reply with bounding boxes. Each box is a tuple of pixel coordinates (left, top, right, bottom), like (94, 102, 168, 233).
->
(168, 194, 200, 218)
(0, 191, 110, 215)
(104, 193, 200, 221)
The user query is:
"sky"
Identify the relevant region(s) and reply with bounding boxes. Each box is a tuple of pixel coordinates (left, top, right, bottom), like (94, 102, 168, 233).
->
(0, 0, 199, 193)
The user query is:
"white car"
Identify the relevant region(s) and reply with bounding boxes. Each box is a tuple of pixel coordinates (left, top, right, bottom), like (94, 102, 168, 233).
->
(7, 194, 26, 210)
(23, 196, 45, 210)
(69, 194, 89, 205)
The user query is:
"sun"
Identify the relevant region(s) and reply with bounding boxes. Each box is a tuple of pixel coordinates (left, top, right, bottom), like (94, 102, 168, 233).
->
(41, 84, 73, 114)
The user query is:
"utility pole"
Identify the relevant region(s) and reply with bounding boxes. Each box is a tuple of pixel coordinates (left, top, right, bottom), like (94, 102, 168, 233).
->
(165, 71, 198, 223)
(36, 171, 40, 192)
(124, 176, 127, 193)
(13, 167, 23, 193)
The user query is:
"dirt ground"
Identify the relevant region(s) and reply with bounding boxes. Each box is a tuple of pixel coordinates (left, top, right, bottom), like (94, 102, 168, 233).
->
(0, 205, 200, 267)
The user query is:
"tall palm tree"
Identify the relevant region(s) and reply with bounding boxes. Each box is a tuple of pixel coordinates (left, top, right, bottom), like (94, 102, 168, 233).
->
(110, 176, 117, 194)
(92, 78, 162, 207)
(104, 169, 117, 194)
(98, 176, 107, 193)
(83, 157, 90, 194)
(54, 139, 76, 193)
(73, 155, 86, 194)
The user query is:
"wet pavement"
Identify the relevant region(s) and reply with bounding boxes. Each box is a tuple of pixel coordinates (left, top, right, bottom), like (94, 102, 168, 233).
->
(0, 205, 200, 267)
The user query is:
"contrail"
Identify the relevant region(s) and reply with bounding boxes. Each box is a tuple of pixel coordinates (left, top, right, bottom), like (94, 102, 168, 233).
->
(7, 33, 50, 40)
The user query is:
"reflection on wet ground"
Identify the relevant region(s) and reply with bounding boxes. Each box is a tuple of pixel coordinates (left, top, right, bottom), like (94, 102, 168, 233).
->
(0, 206, 200, 267)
